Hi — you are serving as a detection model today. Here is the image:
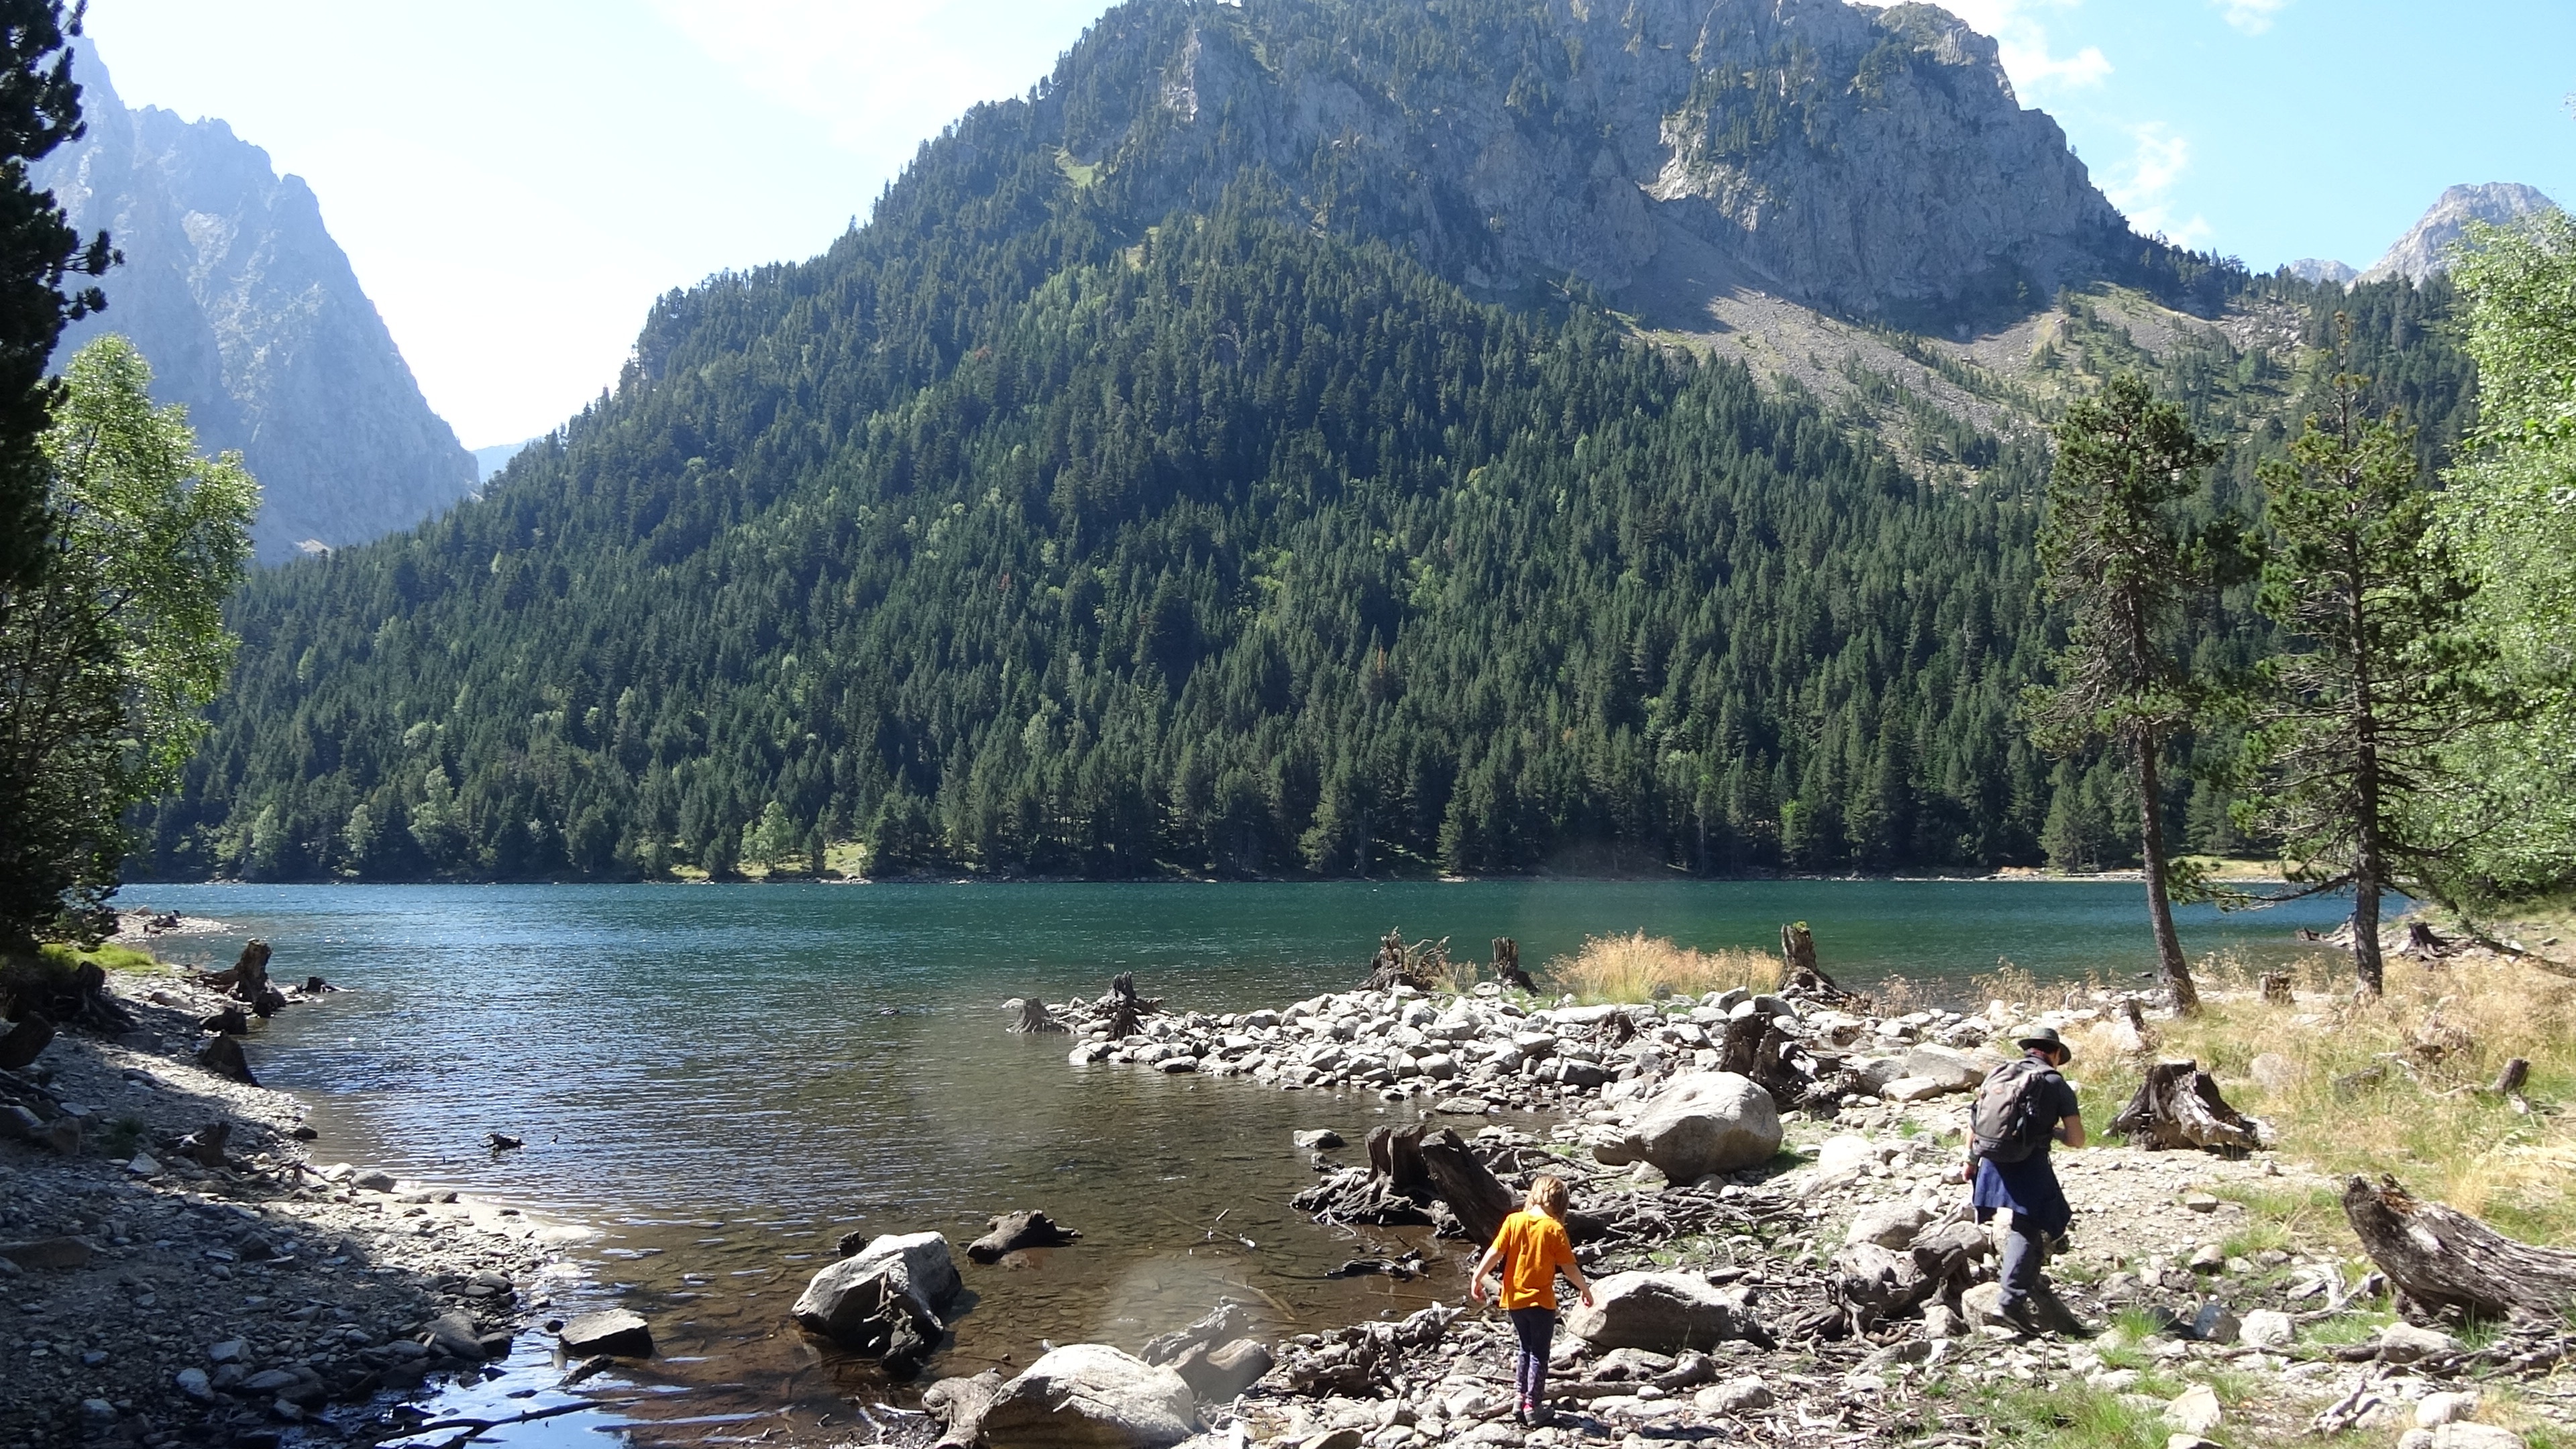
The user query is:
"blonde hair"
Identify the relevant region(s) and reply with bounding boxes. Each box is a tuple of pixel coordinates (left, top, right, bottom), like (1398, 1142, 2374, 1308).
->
(1525, 1174, 1569, 1219)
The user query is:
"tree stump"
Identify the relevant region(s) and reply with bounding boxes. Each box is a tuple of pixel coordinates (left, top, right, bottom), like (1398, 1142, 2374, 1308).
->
(2106, 1060, 2261, 1152)
(1492, 938, 1534, 992)
(1416, 1128, 1521, 1246)
(1103, 972, 1158, 1039)
(202, 940, 286, 1017)
(2400, 921, 2453, 959)
(1779, 921, 1853, 1001)
(2344, 1175, 2576, 1324)
(1365, 1123, 1432, 1195)
(1007, 997, 1066, 1034)
(2260, 971, 2294, 1004)
(2490, 1058, 2532, 1097)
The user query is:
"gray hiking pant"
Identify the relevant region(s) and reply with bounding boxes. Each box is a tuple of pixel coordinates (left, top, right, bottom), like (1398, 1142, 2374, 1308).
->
(1996, 1212, 2047, 1309)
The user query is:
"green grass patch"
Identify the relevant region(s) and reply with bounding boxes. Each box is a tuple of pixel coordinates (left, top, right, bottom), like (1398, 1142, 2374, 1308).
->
(1055, 149, 1099, 189)
(1982, 1383, 2171, 1449)
(39, 940, 165, 975)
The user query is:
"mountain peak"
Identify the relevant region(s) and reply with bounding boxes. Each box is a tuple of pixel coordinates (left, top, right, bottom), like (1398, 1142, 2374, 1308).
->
(39, 40, 477, 562)
(2361, 182, 2561, 285)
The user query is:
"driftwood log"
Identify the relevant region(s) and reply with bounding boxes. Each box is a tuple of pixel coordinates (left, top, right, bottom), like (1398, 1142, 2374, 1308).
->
(1492, 937, 1534, 992)
(2107, 1059, 2261, 1152)
(966, 1210, 1079, 1263)
(2345, 1175, 2576, 1324)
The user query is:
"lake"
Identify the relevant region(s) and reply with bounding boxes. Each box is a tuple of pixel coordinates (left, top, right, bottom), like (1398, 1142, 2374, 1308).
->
(124, 879, 2357, 1441)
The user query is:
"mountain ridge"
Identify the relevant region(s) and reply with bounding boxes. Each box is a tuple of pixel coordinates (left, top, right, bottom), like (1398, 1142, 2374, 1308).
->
(137, 0, 2468, 885)
(36, 42, 478, 563)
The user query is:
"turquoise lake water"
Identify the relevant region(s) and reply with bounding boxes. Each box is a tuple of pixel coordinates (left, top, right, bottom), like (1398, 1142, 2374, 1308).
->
(123, 879, 2359, 1440)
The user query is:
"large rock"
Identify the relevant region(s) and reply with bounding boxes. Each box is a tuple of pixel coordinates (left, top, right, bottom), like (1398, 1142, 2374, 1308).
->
(559, 1309, 653, 1357)
(1560, 1271, 1766, 1353)
(1843, 1203, 1931, 1249)
(981, 1344, 1199, 1449)
(1591, 1072, 1782, 1181)
(0, 1014, 53, 1071)
(1171, 1338, 1275, 1402)
(0, 1237, 92, 1270)
(195, 1034, 257, 1085)
(792, 1232, 961, 1346)
(1898, 1046, 1986, 1094)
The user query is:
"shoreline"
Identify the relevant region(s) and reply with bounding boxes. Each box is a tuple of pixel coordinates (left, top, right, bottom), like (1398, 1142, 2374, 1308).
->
(115, 865, 2306, 889)
(0, 952, 598, 1448)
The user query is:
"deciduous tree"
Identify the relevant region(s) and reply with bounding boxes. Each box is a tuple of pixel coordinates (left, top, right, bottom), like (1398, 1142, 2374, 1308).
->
(0, 335, 255, 947)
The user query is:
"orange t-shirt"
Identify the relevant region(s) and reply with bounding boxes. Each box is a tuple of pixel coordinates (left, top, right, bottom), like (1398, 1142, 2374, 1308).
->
(1489, 1209, 1577, 1310)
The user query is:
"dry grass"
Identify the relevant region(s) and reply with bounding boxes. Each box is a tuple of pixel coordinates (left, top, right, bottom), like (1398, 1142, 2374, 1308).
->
(1546, 931, 1781, 1004)
(1987, 945, 2576, 1246)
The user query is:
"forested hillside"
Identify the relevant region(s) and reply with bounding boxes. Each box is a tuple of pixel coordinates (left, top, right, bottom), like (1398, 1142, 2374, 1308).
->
(137, 0, 2473, 883)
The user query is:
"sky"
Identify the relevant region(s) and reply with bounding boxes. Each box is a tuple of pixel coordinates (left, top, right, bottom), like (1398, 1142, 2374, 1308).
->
(80, 0, 2576, 450)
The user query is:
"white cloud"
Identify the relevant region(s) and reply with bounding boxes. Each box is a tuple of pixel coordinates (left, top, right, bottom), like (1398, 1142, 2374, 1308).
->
(2214, 0, 2292, 35)
(2102, 122, 2214, 248)
(1942, 0, 2112, 96)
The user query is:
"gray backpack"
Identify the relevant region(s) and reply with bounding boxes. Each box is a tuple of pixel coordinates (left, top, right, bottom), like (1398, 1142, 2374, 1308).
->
(1969, 1057, 2057, 1165)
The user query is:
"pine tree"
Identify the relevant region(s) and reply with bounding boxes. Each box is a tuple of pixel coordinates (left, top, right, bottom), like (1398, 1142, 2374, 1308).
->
(2239, 366, 2509, 996)
(2026, 373, 2230, 1012)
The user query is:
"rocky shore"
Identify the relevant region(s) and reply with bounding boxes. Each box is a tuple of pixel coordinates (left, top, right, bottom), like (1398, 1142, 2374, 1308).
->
(0, 942, 588, 1449)
(820, 970, 2576, 1449)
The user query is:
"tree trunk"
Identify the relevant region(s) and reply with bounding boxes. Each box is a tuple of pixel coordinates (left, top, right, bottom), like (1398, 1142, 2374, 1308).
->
(2353, 859, 2385, 998)
(1492, 938, 1534, 992)
(2106, 1059, 2260, 1152)
(2135, 741, 2199, 1014)
(2343, 1175, 2576, 1324)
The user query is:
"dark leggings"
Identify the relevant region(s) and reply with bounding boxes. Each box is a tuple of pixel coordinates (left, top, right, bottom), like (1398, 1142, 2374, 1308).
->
(1508, 1307, 1555, 1402)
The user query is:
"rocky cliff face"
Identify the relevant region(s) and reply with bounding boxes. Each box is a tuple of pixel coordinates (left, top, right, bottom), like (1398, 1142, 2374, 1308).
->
(1049, 0, 2133, 325)
(2361, 182, 2561, 286)
(36, 44, 476, 563)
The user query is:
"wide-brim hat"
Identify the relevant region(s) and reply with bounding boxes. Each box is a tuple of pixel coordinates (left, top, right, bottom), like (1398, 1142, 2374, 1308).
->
(2017, 1024, 2072, 1061)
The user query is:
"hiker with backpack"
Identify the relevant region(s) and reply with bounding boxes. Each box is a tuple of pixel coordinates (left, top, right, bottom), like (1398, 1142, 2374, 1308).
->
(1963, 1024, 2084, 1334)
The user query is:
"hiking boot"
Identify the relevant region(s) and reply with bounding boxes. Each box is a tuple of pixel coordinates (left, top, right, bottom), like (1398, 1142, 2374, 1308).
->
(1514, 1402, 1533, 1428)
(1528, 1404, 1555, 1428)
(1998, 1296, 2047, 1337)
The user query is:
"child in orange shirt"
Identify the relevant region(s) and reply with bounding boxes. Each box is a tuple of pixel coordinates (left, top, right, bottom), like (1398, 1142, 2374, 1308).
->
(1468, 1174, 1594, 1426)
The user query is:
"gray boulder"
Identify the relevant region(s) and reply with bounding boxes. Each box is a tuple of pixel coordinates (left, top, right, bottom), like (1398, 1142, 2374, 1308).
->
(981, 1344, 1199, 1449)
(1898, 1046, 1986, 1094)
(792, 1232, 961, 1348)
(1171, 1338, 1275, 1402)
(559, 1309, 653, 1357)
(1591, 1072, 1782, 1181)
(1560, 1271, 1766, 1353)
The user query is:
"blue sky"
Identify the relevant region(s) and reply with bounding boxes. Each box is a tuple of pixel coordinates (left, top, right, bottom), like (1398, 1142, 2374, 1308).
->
(81, 0, 2576, 447)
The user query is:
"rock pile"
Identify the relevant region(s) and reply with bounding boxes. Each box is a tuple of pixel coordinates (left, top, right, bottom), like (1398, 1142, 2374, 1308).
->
(1046, 976, 2046, 1121)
